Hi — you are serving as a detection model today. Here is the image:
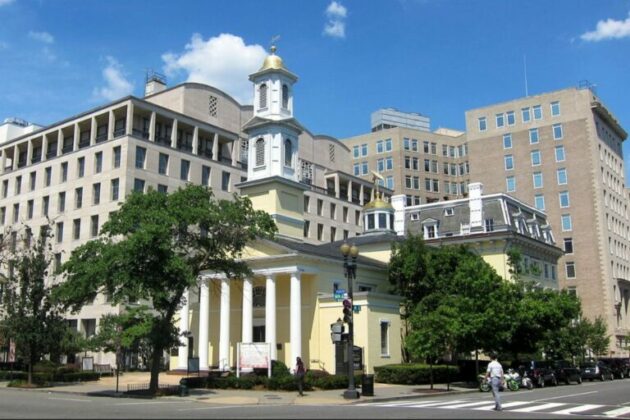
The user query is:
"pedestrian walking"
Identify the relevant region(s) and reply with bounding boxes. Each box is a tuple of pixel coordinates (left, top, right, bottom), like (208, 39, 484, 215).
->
(486, 353, 504, 411)
(295, 356, 306, 396)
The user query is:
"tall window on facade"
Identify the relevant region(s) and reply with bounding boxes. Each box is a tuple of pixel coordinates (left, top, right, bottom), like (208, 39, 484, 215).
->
(380, 321, 390, 356)
(255, 138, 265, 166)
(259, 84, 268, 109)
(284, 139, 292, 167)
(282, 84, 289, 109)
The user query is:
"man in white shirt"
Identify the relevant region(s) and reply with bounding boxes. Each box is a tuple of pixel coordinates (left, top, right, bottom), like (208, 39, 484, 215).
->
(486, 353, 504, 411)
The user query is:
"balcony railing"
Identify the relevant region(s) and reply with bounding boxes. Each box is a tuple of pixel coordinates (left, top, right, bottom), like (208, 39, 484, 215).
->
(132, 129, 150, 140)
(113, 128, 126, 138)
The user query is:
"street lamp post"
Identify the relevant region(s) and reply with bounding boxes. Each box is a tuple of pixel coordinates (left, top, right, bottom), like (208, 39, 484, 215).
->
(340, 242, 360, 400)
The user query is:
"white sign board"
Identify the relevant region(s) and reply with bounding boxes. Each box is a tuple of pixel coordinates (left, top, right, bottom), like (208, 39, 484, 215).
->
(236, 343, 271, 378)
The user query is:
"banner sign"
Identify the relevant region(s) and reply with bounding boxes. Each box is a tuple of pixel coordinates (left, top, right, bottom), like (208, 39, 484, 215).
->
(237, 342, 271, 378)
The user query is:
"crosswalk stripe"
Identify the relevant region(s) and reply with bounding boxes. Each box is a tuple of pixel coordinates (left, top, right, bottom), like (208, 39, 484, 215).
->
(406, 400, 469, 408)
(362, 400, 434, 407)
(442, 401, 499, 409)
(475, 401, 531, 411)
(512, 402, 566, 412)
(603, 406, 630, 417)
(551, 404, 603, 415)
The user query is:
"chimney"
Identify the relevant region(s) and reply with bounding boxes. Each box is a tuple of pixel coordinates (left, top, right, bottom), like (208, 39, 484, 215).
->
(144, 70, 167, 97)
(469, 182, 483, 230)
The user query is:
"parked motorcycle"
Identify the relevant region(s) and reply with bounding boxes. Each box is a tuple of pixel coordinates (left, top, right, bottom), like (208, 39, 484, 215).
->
(520, 370, 534, 390)
(504, 369, 521, 391)
(478, 374, 491, 392)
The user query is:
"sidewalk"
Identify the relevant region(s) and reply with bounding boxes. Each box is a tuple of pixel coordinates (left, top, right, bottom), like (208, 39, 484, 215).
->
(0, 372, 477, 406)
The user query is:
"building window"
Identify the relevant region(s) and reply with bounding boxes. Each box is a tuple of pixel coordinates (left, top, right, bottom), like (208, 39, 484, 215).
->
(561, 214, 572, 231)
(504, 155, 514, 171)
(221, 171, 230, 192)
(485, 218, 494, 232)
(27, 200, 34, 220)
(551, 101, 560, 117)
(259, 83, 267, 108)
(330, 203, 336, 220)
(361, 162, 368, 175)
(282, 84, 289, 109)
(56, 222, 63, 243)
(353, 146, 359, 159)
(330, 226, 336, 243)
(42, 196, 49, 217)
(564, 237, 573, 254)
(91, 215, 99, 238)
(534, 194, 545, 210)
(423, 223, 437, 239)
(111, 178, 119, 201)
(557, 168, 567, 185)
(533, 172, 543, 189)
(555, 145, 566, 162)
(134, 178, 145, 193)
(201, 165, 211, 186)
(255, 138, 265, 166)
(58, 192, 66, 213)
(376, 140, 384, 154)
(77, 157, 85, 178)
(506, 176, 516, 192)
(92, 183, 101, 205)
(380, 321, 390, 356)
(503, 133, 512, 149)
(113, 146, 121, 168)
(75, 187, 83, 209)
(73, 218, 81, 240)
(530, 150, 541, 166)
(565, 262, 576, 278)
(522, 107, 531, 123)
(361, 143, 368, 156)
(180, 159, 190, 181)
(386, 176, 394, 189)
(553, 123, 563, 140)
(284, 139, 292, 167)
(478, 117, 487, 131)
(317, 199, 323, 216)
(159, 153, 169, 175)
(533, 104, 542, 120)
(506, 111, 515, 126)
(135, 146, 146, 169)
(303, 220, 310, 238)
(495, 113, 505, 128)
(529, 128, 539, 144)
(385, 138, 392, 152)
(61, 162, 68, 182)
(45, 167, 52, 187)
(353, 163, 360, 176)
(157, 184, 168, 194)
(317, 223, 324, 241)
(29, 171, 36, 190)
(95, 152, 103, 173)
(559, 191, 570, 208)
(1, 180, 6, 198)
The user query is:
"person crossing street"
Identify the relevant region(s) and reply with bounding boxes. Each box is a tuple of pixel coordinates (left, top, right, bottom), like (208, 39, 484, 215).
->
(486, 353, 504, 411)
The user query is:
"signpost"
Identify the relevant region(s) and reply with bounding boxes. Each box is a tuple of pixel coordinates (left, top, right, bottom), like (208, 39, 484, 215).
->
(237, 342, 271, 378)
(333, 289, 346, 301)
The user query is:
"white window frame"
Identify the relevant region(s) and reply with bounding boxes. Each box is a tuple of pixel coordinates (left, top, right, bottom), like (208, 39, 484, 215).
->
(553, 123, 563, 140)
(376, 140, 384, 154)
(561, 214, 572, 231)
(495, 113, 505, 128)
(533, 105, 543, 120)
(506, 111, 515, 126)
(533, 172, 543, 189)
(529, 128, 539, 144)
(506, 176, 516, 192)
(531, 150, 541, 166)
(379, 320, 390, 357)
(534, 194, 545, 211)
(478, 117, 487, 131)
(522, 107, 531, 123)
(555, 145, 566, 162)
(503, 133, 512, 149)
(557, 168, 567, 185)
(559, 191, 570, 208)
(551, 101, 561, 117)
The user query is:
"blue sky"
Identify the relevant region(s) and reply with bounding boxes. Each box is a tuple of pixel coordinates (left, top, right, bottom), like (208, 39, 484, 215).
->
(1, 0, 629, 171)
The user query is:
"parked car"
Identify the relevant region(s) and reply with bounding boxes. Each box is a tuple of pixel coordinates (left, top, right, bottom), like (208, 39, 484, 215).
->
(580, 360, 614, 381)
(519, 360, 558, 387)
(552, 360, 582, 384)
(598, 358, 629, 379)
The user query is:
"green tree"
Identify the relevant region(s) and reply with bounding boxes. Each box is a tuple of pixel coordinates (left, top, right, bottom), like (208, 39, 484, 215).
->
(0, 226, 70, 385)
(54, 185, 276, 394)
(586, 316, 610, 357)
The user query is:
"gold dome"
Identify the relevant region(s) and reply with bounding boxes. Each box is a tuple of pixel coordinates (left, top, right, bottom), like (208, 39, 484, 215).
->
(259, 45, 286, 71)
(364, 193, 394, 211)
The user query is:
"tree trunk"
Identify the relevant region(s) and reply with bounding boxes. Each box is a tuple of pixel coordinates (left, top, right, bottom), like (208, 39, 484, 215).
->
(475, 349, 479, 377)
(28, 362, 33, 386)
(429, 362, 434, 390)
(148, 343, 162, 395)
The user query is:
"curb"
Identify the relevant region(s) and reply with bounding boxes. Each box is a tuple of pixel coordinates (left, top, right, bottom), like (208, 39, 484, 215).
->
(349, 388, 479, 405)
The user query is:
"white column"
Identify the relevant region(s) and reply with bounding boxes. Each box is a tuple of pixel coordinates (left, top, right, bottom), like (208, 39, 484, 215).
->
(242, 278, 253, 343)
(90, 116, 97, 145)
(192, 126, 199, 155)
(231, 139, 238, 166)
(290, 271, 302, 370)
(56, 129, 63, 156)
(198, 278, 210, 371)
(212, 132, 219, 161)
(41, 134, 49, 162)
(177, 289, 190, 370)
(170, 119, 178, 148)
(265, 274, 277, 360)
(107, 110, 115, 140)
(149, 111, 156, 142)
(73, 123, 80, 151)
(126, 102, 134, 135)
(219, 278, 231, 371)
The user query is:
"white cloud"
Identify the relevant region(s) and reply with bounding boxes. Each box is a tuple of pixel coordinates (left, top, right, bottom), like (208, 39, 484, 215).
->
(581, 12, 630, 42)
(162, 33, 267, 104)
(93, 56, 134, 101)
(28, 31, 55, 44)
(0, 0, 15, 6)
(323, 1, 347, 38)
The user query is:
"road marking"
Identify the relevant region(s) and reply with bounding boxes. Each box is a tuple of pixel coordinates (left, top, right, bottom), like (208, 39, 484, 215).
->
(551, 404, 603, 415)
(114, 401, 171, 406)
(178, 406, 253, 411)
(406, 400, 469, 408)
(442, 401, 499, 409)
(364, 400, 436, 407)
(604, 407, 630, 417)
(476, 401, 531, 411)
(532, 390, 598, 402)
(48, 397, 91, 403)
(512, 402, 566, 412)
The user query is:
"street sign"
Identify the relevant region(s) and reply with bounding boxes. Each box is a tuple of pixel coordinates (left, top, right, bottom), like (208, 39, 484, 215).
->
(333, 288, 346, 301)
(353, 305, 361, 313)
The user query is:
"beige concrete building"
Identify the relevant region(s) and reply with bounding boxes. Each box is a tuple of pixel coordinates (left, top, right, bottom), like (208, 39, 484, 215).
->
(342, 123, 468, 208)
(466, 87, 630, 355)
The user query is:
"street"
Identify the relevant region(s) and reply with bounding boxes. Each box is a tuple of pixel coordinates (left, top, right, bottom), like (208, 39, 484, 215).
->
(1, 379, 630, 419)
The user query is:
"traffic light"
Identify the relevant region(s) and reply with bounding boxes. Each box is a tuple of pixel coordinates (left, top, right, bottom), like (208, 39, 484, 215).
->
(342, 299, 352, 323)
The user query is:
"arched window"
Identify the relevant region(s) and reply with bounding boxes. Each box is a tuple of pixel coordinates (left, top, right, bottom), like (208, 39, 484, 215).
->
(284, 139, 292, 167)
(255, 138, 265, 166)
(259, 84, 267, 109)
(282, 84, 289, 109)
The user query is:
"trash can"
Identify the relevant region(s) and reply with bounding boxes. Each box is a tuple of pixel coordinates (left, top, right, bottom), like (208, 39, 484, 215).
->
(179, 379, 189, 397)
(362, 374, 374, 397)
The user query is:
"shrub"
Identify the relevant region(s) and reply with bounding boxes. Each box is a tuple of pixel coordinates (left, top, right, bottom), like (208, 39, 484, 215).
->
(179, 376, 208, 389)
(312, 374, 347, 390)
(0, 371, 27, 381)
(271, 360, 290, 378)
(374, 364, 460, 385)
(58, 372, 101, 382)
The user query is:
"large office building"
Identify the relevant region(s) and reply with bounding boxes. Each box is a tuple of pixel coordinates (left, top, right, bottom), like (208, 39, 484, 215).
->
(466, 87, 630, 355)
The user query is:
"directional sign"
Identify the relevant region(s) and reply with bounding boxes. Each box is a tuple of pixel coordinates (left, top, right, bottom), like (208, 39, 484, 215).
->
(353, 305, 361, 313)
(333, 289, 346, 301)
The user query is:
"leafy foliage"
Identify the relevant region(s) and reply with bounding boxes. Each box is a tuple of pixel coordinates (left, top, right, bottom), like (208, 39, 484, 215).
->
(374, 364, 459, 384)
(54, 185, 276, 394)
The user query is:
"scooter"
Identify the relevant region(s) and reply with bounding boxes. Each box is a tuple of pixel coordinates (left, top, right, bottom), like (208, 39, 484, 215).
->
(478, 374, 491, 392)
(504, 369, 521, 391)
(520, 370, 534, 390)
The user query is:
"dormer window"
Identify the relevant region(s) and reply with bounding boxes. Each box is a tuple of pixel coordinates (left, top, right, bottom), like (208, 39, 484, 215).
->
(422, 220, 438, 239)
(484, 218, 494, 232)
(282, 84, 289, 109)
(444, 207, 454, 216)
(284, 139, 293, 167)
(259, 83, 268, 109)
(255, 138, 265, 166)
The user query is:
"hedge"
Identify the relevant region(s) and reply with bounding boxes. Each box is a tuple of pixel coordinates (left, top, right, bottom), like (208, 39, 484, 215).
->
(374, 364, 460, 385)
(0, 370, 101, 383)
